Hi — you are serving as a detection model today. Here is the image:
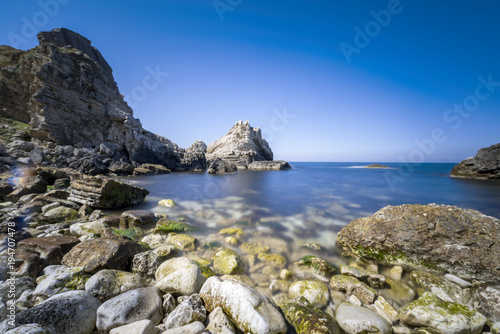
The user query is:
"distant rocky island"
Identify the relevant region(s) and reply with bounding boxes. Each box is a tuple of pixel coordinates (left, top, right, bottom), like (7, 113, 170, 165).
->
(364, 164, 389, 169)
(0, 28, 289, 178)
(451, 143, 500, 179)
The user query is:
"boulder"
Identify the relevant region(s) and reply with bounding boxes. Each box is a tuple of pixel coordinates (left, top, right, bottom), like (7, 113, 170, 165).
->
(85, 269, 147, 301)
(281, 296, 340, 334)
(70, 219, 108, 238)
(166, 233, 197, 251)
(200, 276, 287, 334)
(96, 286, 163, 332)
(205, 306, 236, 333)
(34, 265, 91, 300)
(120, 210, 156, 229)
(43, 206, 79, 223)
(132, 251, 162, 280)
(155, 257, 206, 295)
(451, 143, 500, 179)
(0, 290, 100, 334)
(335, 302, 392, 334)
(68, 174, 149, 209)
(164, 294, 206, 329)
(294, 255, 337, 282)
(61, 236, 147, 273)
(17, 235, 79, 267)
(288, 280, 331, 309)
(207, 157, 238, 175)
(399, 292, 487, 334)
(337, 204, 500, 282)
(213, 248, 245, 275)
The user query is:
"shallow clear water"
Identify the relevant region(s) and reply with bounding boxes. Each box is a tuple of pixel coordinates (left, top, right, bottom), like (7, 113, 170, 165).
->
(123, 162, 500, 263)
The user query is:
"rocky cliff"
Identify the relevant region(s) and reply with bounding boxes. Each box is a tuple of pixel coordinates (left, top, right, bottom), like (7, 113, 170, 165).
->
(451, 143, 500, 179)
(206, 120, 289, 170)
(0, 28, 205, 173)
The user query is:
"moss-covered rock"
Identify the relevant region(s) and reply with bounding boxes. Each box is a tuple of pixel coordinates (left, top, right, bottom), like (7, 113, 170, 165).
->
(213, 248, 245, 275)
(409, 270, 465, 304)
(112, 227, 144, 240)
(155, 257, 206, 295)
(34, 266, 91, 300)
(167, 233, 197, 251)
(240, 242, 270, 255)
(154, 219, 196, 233)
(257, 252, 287, 268)
(43, 206, 79, 223)
(70, 219, 108, 238)
(329, 274, 376, 305)
(218, 227, 245, 238)
(289, 280, 330, 309)
(84, 269, 147, 301)
(295, 255, 337, 280)
(340, 264, 385, 288)
(281, 296, 341, 334)
(399, 292, 487, 334)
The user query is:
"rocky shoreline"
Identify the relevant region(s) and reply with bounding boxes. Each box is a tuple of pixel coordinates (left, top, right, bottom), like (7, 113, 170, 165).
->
(451, 143, 500, 179)
(0, 167, 499, 333)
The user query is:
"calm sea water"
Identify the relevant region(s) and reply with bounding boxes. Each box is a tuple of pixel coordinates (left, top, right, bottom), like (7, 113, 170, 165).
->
(124, 162, 500, 261)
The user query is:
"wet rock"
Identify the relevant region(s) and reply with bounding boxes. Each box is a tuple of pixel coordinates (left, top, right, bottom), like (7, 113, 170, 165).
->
(158, 199, 176, 208)
(164, 294, 206, 329)
(207, 157, 238, 175)
(0, 290, 100, 334)
(409, 270, 465, 304)
(213, 248, 245, 275)
(120, 210, 156, 229)
(96, 286, 163, 332)
(373, 296, 399, 324)
(378, 278, 416, 308)
(85, 269, 147, 301)
(152, 245, 178, 260)
(167, 233, 197, 251)
(281, 296, 340, 334)
(109, 319, 160, 334)
(61, 236, 147, 273)
(155, 257, 206, 295)
(337, 204, 500, 283)
(340, 264, 385, 288)
(68, 174, 149, 209)
(335, 302, 392, 334)
(270, 279, 291, 293)
(389, 266, 404, 281)
(294, 255, 337, 282)
(162, 321, 206, 334)
(70, 219, 108, 238)
(444, 274, 472, 289)
(288, 280, 330, 309)
(257, 252, 287, 268)
(329, 274, 376, 305)
(43, 206, 79, 223)
(17, 235, 79, 267)
(466, 283, 500, 322)
(241, 242, 269, 254)
(200, 276, 287, 334)
(399, 292, 487, 334)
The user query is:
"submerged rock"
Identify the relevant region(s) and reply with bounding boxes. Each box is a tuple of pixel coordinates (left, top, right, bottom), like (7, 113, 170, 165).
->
(155, 257, 206, 295)
(337, 204, 500, 282)
(399, 292, 487, 334)
(288, 280, 331, 309)
(281, 296, 340, 334)
(451, 143, 500, 179)
(200, 276, 287, 334)
(213, 248, 245, 275)
(335, 302, 392, 334)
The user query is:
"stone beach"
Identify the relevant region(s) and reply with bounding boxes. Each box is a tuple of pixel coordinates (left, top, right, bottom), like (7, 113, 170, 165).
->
(1, 28, 500, 333)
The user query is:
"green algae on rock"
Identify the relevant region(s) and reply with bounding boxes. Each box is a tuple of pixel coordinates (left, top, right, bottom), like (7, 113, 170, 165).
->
(281, 296, 341, 334)
(166, 233, 197, 251)
(295, 255, 337, 280)
(240, 242, 270, 255)
(213, 248, 246, 275)
(257, 252, 287, 268)
(288, 280, 330, 309)
(337, 204, 500, 283)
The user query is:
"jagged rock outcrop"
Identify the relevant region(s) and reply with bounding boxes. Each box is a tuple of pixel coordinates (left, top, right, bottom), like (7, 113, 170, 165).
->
(248, 160, 291, 171)
(0, 28, 205, 172)
(451, 143, 500, 179)
(337, 204, 500, 283)
(206, 120, 275, 169)
(207, 157, 237, 175)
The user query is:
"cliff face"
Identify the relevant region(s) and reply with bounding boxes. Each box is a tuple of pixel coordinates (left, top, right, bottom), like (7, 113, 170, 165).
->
(206, 120, 273, 168)
(0, 28, 204, 171)
(451, 143, 500, 179)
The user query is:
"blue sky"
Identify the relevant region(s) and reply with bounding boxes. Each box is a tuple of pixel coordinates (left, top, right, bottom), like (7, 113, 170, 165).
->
(1, 0, 499, 162)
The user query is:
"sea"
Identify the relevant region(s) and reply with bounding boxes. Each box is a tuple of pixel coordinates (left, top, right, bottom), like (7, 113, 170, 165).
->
(123, 162, 500, 265)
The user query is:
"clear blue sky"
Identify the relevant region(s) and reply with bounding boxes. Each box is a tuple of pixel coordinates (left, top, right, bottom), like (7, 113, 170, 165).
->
(1, 0, 499, 162)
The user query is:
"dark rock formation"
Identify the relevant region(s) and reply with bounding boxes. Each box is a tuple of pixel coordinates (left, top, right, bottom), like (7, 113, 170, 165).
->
(0, 28, 204, 172)
(337, 204, 500, 283)
(364, 164, 389, 169)
(67, 174, 149, 209)
(206, 120, 275, 169)
(451, 143, 500, 179)
(207, 157, 237, 175)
